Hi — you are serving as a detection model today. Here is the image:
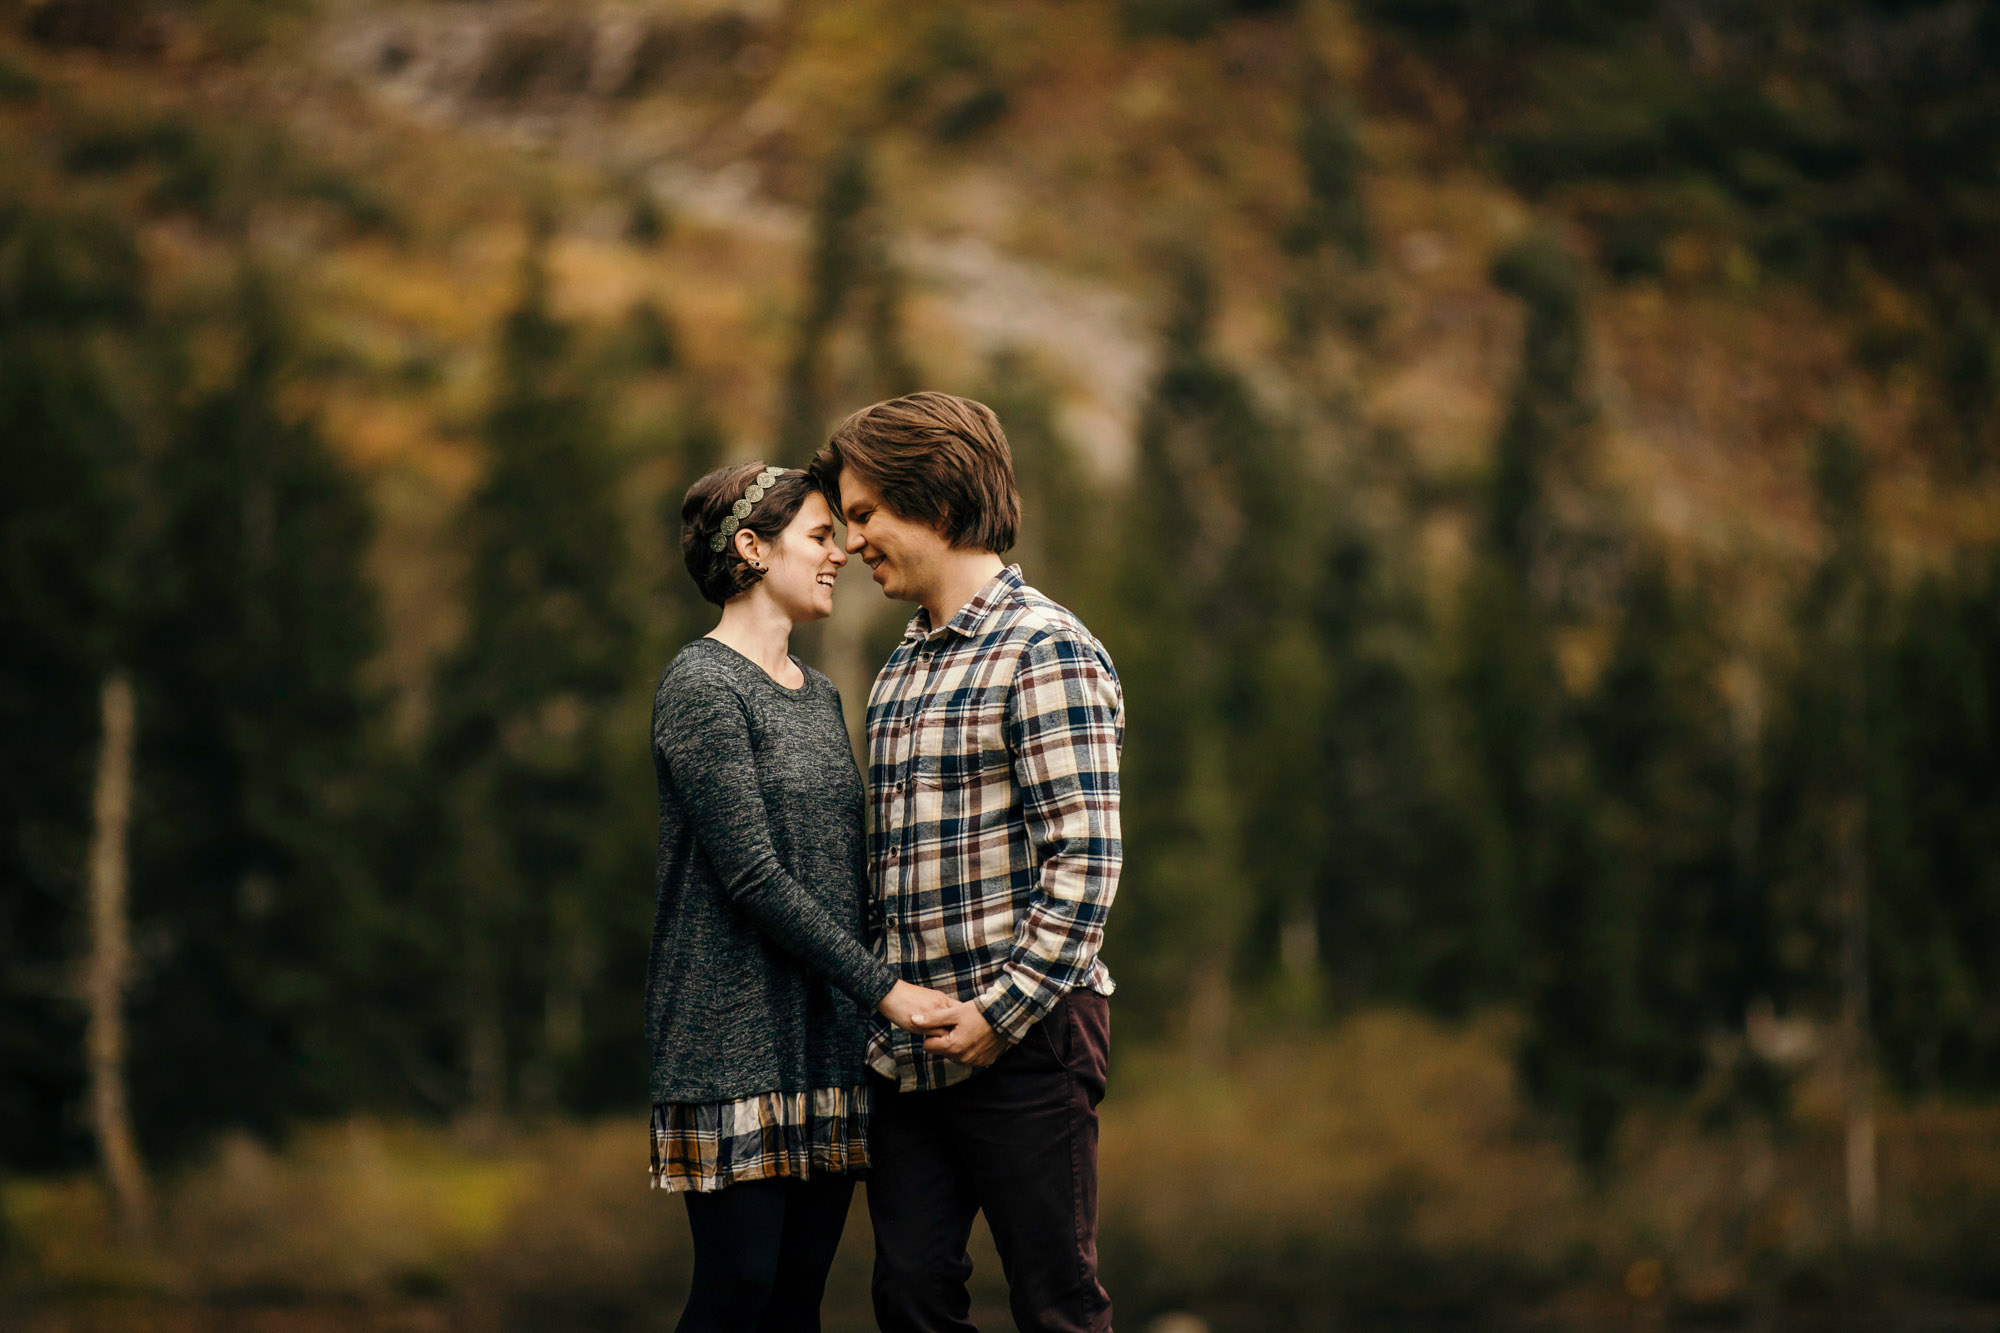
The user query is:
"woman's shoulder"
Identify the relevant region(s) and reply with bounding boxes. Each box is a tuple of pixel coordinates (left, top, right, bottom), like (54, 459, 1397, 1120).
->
(655, 640, 748, 706)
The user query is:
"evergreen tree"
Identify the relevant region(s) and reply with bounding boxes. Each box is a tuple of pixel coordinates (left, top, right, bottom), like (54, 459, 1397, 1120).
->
(1108, 256, 1302, 1052)
(429, 221, 638, 1120)
(981, 349, 1095, 609)
(1453, 232, 1591, 1006)
(1872, 554, 2000, 1092)
(777, 137, 919, 728)
(125, 269, 385, 1155)
(1277, 56, 1481, 1012)
(1579, 558, 1737, 1082)
(777, 138, 914, 459)
(1455, 231, 1720, 1163)
(1762, 429, 1881, 1021)
(1521, 554, 1737, 1162)
(1308, 517, 1477, 1011)
(1773, 426, 1884, 1229)
(1283, 54, 1376, 359)
(0, 202, 145, 1171)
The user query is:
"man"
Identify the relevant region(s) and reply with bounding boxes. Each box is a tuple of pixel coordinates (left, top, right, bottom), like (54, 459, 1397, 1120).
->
(810, 392, 1123, 1333)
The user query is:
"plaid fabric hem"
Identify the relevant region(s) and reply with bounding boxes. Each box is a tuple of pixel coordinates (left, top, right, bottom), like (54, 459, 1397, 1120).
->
(649, 1085, 870, 1194)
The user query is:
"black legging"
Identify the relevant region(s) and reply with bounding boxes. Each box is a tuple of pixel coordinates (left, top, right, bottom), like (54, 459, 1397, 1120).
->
(677, 1174, 856, 1333)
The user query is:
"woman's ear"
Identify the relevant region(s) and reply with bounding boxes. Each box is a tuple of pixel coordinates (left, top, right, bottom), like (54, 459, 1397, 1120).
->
(733, 527, 766, 572)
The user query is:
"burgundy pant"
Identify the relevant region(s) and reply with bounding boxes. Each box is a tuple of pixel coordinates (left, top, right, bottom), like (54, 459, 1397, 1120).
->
(866, 989, 1112, 1333)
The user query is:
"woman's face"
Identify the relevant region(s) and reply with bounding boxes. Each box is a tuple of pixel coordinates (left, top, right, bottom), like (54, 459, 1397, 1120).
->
(752, 491, 847, 622)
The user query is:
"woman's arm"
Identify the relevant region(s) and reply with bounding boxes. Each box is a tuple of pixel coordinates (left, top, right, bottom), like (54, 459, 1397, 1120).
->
(657, 667, 899, 1010)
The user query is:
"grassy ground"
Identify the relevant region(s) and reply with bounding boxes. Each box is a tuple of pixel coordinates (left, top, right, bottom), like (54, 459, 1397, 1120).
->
(6, 1011, 1999, 1331)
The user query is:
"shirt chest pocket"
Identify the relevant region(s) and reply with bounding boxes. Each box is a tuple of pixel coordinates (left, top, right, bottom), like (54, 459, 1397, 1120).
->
(912, 700, 1010, 791)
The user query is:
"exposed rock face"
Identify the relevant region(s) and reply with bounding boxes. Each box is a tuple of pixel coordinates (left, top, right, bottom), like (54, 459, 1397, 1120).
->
(318, 1, 1154, 476)
(328, 3, 780, 117)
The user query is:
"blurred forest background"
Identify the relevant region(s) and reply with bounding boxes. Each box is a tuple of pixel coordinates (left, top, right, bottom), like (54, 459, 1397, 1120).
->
(5, 0, 2000, 1329)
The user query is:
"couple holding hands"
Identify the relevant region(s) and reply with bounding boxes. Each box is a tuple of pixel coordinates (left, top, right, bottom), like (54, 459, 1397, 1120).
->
(646, 392, 1122, 1333)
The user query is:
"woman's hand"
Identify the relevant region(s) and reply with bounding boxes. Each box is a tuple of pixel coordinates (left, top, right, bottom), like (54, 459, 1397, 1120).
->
(878, 980, 958, 1034)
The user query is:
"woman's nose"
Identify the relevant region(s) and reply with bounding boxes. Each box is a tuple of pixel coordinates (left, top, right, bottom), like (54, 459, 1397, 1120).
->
(828, 543, 848, 567)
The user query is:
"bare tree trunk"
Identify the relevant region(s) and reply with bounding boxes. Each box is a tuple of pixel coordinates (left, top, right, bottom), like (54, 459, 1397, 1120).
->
(465, 921, 507, 1137)
(451, 779, 511, 1139)
(1187, 959, 1232, 1071)
(536, 887, 591, 1111)
(1838, 795, 1877, 1239)
(85, 672, 149, 1242)
(1280, 900, 1319, 983)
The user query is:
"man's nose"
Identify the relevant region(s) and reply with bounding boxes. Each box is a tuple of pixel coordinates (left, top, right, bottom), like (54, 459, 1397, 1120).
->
(845, 528, 866, 554)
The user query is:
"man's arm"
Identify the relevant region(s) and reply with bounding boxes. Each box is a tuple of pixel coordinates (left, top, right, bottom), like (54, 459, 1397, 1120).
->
(923, 631, 1122, 1063)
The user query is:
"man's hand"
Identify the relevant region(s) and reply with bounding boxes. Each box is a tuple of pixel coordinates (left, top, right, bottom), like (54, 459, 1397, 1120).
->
(915, 999, 1008, 1067)
(878, 980, 958, 1034)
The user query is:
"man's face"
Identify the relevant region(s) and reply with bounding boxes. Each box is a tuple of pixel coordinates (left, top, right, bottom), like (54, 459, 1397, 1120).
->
(836, 469, 951, 604)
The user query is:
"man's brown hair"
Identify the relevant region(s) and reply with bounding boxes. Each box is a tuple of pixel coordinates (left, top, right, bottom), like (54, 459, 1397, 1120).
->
(810, 392, 1020, 554)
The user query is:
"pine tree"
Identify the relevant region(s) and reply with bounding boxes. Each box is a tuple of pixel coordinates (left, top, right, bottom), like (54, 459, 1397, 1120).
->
(125, 268, 384, 1154)
(1309, 519, 1477, 1011)
(1522, 554, 1737, 1162)
(981, 349, 1095, 611)
(1765, 426, 1881, 1232)
(1283, 54, 1376, 358)
(777, 137, 918, 728)
(1454, 232, 1591, 1006)
(1872, 554, 2000, 1092)
(429, 221, 637, 1121)
(1109, 255, 1308, 1052)
(0, 203, 145, 1171)
(777, 138, 914, 459)
(1457, 231, 1708, 1164)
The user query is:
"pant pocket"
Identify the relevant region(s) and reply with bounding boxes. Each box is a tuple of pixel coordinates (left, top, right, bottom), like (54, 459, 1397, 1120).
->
(1040, 1000, 1070, 1063)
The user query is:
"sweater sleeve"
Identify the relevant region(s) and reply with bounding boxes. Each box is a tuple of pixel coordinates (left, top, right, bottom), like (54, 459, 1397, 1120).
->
(655, 666, 898, 1011)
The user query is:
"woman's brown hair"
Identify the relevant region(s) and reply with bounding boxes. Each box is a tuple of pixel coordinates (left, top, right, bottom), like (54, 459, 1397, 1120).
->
(809, 392, 1020, 554)
(680, 463, 820, 606)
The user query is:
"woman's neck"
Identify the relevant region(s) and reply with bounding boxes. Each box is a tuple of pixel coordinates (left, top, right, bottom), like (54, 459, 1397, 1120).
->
(706, 595, 798, 682)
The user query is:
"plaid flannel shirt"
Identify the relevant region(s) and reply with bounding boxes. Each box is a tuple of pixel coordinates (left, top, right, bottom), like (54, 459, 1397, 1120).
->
(864, 565, 1124, 1092)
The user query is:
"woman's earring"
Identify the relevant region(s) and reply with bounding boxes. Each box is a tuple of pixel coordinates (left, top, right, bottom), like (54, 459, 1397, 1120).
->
(749, 560, 767, 573)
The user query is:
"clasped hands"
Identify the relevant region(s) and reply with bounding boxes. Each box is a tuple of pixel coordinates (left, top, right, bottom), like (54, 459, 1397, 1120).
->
(877, 980, 1007, 1067)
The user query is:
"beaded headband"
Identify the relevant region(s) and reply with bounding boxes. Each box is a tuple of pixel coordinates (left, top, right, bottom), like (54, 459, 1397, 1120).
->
(709, 465, 786, 552)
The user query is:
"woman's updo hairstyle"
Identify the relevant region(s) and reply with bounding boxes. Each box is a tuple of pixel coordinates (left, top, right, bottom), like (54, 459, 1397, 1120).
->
(680, 462, 820, 606)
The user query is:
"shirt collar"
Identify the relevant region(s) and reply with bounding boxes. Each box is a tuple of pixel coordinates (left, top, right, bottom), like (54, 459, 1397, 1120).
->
(903, 564, 1024, 645)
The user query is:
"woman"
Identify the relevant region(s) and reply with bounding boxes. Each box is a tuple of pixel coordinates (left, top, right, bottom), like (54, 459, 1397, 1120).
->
(648, 461, 950, 1333)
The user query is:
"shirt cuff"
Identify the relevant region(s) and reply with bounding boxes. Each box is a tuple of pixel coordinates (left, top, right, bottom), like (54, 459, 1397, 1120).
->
(974, 973, 1062, 1044)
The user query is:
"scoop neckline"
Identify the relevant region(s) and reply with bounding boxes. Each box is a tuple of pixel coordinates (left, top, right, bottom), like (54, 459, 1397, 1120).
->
(695, 637, 810, 695)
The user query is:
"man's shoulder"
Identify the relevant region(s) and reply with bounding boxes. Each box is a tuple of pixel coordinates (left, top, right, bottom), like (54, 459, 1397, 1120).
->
(986, 582, 1117, 681)
(988, 580, 1103, 654)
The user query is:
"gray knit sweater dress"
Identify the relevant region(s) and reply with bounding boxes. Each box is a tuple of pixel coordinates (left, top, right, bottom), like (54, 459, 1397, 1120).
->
(646, 638, 898, 1191)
